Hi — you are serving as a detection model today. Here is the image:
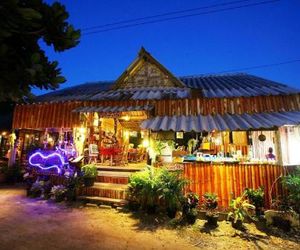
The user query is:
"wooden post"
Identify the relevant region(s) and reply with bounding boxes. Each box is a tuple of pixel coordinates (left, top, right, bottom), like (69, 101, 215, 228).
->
(275, 128, 283, 166)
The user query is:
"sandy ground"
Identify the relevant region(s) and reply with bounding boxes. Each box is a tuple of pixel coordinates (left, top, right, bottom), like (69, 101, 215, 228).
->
(0, 186, 299, 250)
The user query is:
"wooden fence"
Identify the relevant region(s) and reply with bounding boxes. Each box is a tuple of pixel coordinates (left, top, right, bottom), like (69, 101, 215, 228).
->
(183, 162, 289, 208)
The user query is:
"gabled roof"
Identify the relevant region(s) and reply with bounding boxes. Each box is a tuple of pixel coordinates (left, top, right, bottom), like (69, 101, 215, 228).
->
(32, 48, 300, 103)
(111, 47, 185, 89)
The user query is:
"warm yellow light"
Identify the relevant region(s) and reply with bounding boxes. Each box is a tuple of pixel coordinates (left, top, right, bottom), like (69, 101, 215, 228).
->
(47, 137, 53, 143)
(1, 131, 7, 136)
(25, 134, 29, 138)
(142, 139, 149, 148)
(122, 115, 130, 121)
(79, 127, 86, 134)
(124, 130, 130, 139)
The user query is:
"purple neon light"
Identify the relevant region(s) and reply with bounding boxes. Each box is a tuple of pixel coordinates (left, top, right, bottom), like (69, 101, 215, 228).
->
(29, 151, 66, 174)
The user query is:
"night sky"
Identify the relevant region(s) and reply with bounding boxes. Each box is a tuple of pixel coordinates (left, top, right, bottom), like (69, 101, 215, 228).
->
(34, 0, 300, 95)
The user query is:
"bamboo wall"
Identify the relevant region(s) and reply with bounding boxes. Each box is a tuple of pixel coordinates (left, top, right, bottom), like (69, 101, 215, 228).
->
(12, 94, 300, 129)
(183, 162, 287, 208)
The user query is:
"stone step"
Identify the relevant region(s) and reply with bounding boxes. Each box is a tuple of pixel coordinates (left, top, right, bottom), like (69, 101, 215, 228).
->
(77, 196, 128, 206)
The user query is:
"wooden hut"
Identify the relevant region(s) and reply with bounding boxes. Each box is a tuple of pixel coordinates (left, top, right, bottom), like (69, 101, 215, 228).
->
(12, 48, 300, 207)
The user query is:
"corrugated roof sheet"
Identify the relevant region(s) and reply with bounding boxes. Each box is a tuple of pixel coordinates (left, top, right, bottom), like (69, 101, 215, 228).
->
(35, 81, 113, 102)
(141, 111, 300, 132)
(179, 74, 299, 98)
(34, 74, 300, 103)
(72, 105, 153, 113)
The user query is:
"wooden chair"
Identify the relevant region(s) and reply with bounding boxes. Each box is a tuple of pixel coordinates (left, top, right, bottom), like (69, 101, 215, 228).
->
(113, 145, 128, 166)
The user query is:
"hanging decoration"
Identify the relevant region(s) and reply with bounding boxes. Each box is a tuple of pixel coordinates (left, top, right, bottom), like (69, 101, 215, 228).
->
(28, 150, 68, 174)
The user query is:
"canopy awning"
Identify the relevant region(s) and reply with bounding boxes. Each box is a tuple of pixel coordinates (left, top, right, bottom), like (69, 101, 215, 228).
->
(141, 111, 300, 132)
(72, 105, 153, 113)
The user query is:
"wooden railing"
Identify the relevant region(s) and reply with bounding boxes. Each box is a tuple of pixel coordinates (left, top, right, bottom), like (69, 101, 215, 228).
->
(183, 162, 289, 208)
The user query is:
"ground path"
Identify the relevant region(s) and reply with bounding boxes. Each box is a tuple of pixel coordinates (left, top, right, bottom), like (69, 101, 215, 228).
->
(0, 186, 299, 250)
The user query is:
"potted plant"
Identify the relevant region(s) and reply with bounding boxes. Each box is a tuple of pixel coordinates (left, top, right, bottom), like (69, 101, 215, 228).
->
(159, 169, 188, 218)
(244, 187, 264, 216)
(227, 193, 256, 230)
(29, 180, 44, 198)
(203, 192, 219, 226)
(50, 185, 67, 202)
(65, 172, 82, 201)
(182, 192, 199, 224)
(81, 164, 97, 187)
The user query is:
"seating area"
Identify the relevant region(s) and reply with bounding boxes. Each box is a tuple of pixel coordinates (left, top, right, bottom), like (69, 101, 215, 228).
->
(86, 143, 147, 167)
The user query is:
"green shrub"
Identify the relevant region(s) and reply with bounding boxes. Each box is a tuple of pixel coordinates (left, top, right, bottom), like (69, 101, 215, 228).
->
(50, 185, 67, 202)
(30, 181, 44, 198)
(228, 193, 256, 223)
(282, 168, 300, 213)
(81, 164, 97, 178)
(158, 169, 188, 212)
(128, 167, 187, 213)
(244, 187, 264, 207)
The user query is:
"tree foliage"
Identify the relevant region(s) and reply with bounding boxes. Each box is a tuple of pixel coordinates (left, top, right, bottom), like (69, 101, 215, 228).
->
(0, 0, 80, 101)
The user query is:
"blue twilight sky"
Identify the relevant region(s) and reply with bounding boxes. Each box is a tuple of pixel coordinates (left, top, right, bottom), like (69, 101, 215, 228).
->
(34, 0, 300, 95)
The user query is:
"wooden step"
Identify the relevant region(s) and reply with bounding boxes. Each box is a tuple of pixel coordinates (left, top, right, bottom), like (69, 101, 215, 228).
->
(96, 171, 132, 184)
(92, 182, 128, 191)
(77, 196, 128, 206)
(96, 165, 145, 172)
(97, 171, 133, 177)
(78, 183, 128, 199)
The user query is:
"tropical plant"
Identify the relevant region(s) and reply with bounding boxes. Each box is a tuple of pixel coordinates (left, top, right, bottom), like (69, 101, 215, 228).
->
(81, 164, 98, 178)
(0, 0, 80, 101)
(244, 187, 264, 215)
(182, 192, 199, 224)
(29, 180, 44, 198)
(128, 167, 162, 213)
(203, 192, 218, 210)
(158, 169, 188, 218)
(50, 185, 67, 202)
(64, 172, 82, 201)
(227, 193, 256, 228)
(187, 139, 197, 154)
(282, 168, 300, 213)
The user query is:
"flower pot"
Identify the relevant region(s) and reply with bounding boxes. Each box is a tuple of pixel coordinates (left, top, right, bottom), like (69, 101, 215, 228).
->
(167, 208, 177, 219)
(232, 219, 243, 230)
(206, 213, 219, 226)
(186, 214, 197, 224)
(83, 177, 95, 187)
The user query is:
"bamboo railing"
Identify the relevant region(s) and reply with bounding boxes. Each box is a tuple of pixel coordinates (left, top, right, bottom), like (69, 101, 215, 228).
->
(183, 162, 288, 208)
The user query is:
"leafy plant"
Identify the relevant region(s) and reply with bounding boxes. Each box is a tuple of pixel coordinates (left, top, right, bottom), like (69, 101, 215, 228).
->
(227, 193, 256, 224)
(182, 193, 199, 224)
(187, 139, 197, 154)
(65, 172, 82, 201)
(128, 167, 162, 211)
(158, 169, 188, 217)
(50, 185, 67, 202)
(244, 187, 264, 215)
(152, 140, 167, 155)
(282, 168, 300, 213)
(81, 164, 97, 178)
(203, 192, 218, 210)
(30, 180, 44, 198)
